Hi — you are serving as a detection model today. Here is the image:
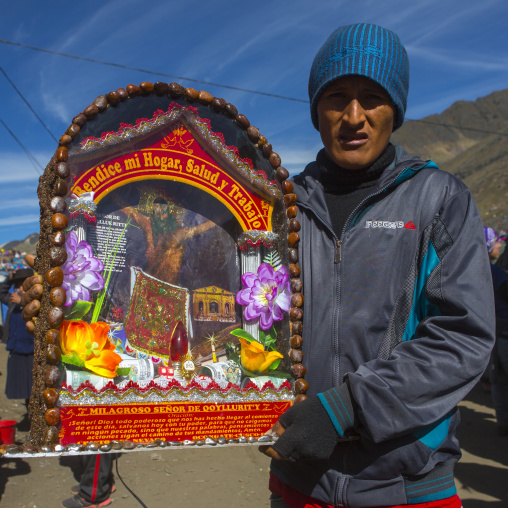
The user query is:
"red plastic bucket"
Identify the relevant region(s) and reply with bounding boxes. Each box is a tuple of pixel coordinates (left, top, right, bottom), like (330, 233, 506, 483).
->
(0, 420, 17, 445)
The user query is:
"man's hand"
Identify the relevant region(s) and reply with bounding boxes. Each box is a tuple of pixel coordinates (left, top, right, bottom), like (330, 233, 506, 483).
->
(21, 254, 44, 334)
(259, 420, 289, 461)
(259, 396, 342, 462)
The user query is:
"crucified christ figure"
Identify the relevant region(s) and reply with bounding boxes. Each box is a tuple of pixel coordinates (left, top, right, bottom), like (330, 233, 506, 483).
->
(114, 193, 216, 286)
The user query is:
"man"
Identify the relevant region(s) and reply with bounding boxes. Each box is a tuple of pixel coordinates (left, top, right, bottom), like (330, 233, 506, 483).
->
(259, 24, 495, 508)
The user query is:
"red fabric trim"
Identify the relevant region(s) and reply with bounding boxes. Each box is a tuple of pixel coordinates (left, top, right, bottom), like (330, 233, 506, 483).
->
(61, 378, 292, 396)
(91, 454, 101, 501)
(269, 472, 462, 508)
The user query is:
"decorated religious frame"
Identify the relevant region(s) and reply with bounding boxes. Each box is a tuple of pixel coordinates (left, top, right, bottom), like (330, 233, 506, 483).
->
(3, 82, 309, 456)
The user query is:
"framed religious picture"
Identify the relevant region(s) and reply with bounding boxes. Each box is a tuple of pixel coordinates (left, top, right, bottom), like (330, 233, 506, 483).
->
(3, 82, 308, 457)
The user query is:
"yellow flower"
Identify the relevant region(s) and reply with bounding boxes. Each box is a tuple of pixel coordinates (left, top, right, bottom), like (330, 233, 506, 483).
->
(238, 337, 283, 374)
(60, 320, 121, 378)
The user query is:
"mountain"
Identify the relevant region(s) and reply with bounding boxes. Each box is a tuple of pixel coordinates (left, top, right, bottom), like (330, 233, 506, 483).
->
(1, 233, 39, 254)
(392, 89, 508, 230)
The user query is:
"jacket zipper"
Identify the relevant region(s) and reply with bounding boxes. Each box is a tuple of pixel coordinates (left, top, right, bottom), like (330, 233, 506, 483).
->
(331, 171, 409, 385)
(334, 240, 341, 264)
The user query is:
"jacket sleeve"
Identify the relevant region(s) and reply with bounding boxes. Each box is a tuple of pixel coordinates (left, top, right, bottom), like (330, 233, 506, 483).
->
(0, 279, 13, 306)
(327, 188, 496, 443)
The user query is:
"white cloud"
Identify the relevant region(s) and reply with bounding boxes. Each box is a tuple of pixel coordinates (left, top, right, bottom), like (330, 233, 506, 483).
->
(0, 153, 46, 183)
(0, 214, 39, 227)
(0, 198, 39, 210)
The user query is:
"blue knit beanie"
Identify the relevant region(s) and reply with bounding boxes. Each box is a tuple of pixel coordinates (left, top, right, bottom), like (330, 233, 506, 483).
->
(309, 23, 409, 131)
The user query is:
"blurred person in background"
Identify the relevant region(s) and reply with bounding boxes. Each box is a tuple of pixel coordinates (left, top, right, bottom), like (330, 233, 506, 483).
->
(0, 267, 35, 415)
(485, 227, 508, 435)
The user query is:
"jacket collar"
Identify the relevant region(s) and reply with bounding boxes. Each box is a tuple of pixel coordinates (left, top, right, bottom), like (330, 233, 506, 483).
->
(292, 145, 437, 219)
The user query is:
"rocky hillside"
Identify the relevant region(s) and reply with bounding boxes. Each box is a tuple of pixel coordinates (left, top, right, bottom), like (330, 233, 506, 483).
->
(1, 232, 39, 254)
(392, 89, 508, 230)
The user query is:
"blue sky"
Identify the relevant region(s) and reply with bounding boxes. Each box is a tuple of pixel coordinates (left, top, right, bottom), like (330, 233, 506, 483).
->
(1, 0, 507, 246)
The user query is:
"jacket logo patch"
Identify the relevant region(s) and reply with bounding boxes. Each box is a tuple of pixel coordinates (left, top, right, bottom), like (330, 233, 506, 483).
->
(365, 220, 417, 230)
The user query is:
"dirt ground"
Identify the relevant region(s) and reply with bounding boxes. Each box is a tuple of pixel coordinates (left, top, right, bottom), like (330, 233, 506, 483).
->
(0, 343, 507, 508)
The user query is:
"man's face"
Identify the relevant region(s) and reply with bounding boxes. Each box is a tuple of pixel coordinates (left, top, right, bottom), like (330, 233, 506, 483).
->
(317, 75, 395, 170)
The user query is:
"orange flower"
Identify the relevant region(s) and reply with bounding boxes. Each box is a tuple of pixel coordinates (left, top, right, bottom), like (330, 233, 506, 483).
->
(60, 320, 121, 378)
(238, 337, 283, 374)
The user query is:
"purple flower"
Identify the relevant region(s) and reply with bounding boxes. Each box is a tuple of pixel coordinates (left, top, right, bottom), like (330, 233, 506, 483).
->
(61, 231, 105, 307)
(236, 263, 291, 330)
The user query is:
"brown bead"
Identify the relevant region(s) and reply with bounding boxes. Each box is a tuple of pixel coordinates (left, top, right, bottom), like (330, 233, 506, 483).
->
(43, 388, 60, 407)
(52, 213, 68, 229)
(291, 293, 304, 307)
(269, 153, 281, 168)
(154, 81, 169, 96)
(289, 264, 301, 277)
(48, 306, 64, 328)
(289, 348, 304, 363)
(50, 246, 67, 266)
(212, 97, 227, 112)
(140, 82, 154, 95)
(53, 231, 66, 246)
(54, 179, 68, 196)
(46, 267, 64, 287)
(50, 287, 66, 306)
(59, 134, 72, 146)
(290, 307, 303, 321)
(282, 180, 294, 194)
(106, 91, 121, 106)
(50, 196, 66, 213)
(290, 335, 303, 348)
(45, 329, 60, 345)
(185, 87, 199, 101)
(116, 88, 128, 100)
(257, 135, 267, 147)
(262, 143, 273, 158)
(225, 103, 238, 118)
(46, 345, 61, 365)
(66, 123, 80, 138)
(292, 363, 307, 378)
(168, 82, 186, 97)
(288, 232, 300, 247)
(288, 249, 299, 264)
(247, 126, 259, 141)
(93, 95, 108, 111)
(284, 193, 297, 207)
(294, 394, 308, 404)
(291, 278, 303, 293)
(276, 166, 290, 181)
(55, 162, 70, 179)
(286, 206, 298, 219)
(294, 378, 309, 394)
(236, 114, 250, 129)
(45, 408, 60, 426)
(44, 365, 61, 387)
(56, 146, 68, 162)
(126, 84, 141, 97)
(288, 219, 301, 233)
(291, 321, 303, 335)
(44, 426, 60, 444)
(83, 104, 99, 119)
(198, 90, 214, 103)
(72, 113, 87, 127)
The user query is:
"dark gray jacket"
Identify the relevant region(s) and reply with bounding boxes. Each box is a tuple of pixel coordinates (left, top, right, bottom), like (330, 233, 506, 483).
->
(272, 146, 495, 507)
